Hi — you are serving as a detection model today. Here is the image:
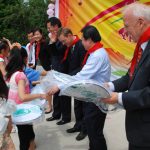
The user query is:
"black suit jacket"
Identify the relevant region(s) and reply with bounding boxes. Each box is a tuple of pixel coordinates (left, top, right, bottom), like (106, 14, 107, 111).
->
(39, 40, 67, 72)
(113, 40, 150, 147)
(65, 40, 86, 75)
(50, 41, 67, 73)
(38, 41, 51, 71)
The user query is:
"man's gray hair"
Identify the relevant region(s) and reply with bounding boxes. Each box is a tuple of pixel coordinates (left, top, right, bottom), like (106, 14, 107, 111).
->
(122, 2, 150, 21)
(57, 27, 73, 37)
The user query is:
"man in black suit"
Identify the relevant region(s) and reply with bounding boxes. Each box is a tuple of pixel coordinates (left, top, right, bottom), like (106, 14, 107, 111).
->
(45, 17, 71, 125)
(102, 2, 150, 150)
(57, 27, 87, 141)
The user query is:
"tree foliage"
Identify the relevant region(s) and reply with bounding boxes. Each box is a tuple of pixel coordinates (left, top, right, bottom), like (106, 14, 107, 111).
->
(0, 0, 49, 44)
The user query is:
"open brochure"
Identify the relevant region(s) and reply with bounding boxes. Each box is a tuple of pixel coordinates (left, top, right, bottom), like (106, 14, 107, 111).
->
(34, 70, 122, 113)
(12, 104, 44, 125)
(60, 80, 110, 100)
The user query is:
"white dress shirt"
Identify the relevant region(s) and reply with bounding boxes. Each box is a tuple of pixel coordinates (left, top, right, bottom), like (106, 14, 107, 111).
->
(58, 47, 111, 89)
(26, 43, 36, 66)
(74, 47, 111, 84)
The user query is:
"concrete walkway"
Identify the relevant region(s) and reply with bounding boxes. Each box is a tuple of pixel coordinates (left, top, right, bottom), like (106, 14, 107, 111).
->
(12, 107, 128, 150)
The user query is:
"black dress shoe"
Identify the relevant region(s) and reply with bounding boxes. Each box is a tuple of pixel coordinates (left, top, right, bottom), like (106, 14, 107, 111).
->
(76, 132, 87, 141)
(56, 120, 70, 125)
(46, 117, 59, 121)
(66, 127, 80, 133)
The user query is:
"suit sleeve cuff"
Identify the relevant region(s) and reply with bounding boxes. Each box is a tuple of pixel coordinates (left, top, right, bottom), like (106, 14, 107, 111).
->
(57, 83, 64, 90)
(118, 92, 124, 107)
(108, 82, 115, 91)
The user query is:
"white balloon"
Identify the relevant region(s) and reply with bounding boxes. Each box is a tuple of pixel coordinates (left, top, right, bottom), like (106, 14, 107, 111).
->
(47, 9, 54, 16)
(48, 14, 54, 18)
(48, 3, 55, 9)
(48, 12, 54, 16)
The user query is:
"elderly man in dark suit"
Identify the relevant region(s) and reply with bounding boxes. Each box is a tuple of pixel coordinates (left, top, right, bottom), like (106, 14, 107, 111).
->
(102, 2, 150, 150)
(57, 27, 87, 141)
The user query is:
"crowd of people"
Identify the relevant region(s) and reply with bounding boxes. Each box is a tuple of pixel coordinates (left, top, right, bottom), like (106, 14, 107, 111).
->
(0, 2, 150, 150)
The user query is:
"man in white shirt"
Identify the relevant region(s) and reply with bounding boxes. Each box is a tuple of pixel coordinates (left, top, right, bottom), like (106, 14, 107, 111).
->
(25, 30, 36, 68)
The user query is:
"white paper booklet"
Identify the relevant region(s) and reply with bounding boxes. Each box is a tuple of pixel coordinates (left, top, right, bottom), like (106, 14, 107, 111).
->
(40, 70, 122, 113)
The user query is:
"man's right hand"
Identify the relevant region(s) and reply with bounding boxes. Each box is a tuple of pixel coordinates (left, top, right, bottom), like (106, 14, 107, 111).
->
(47, 85, 60, 95)
(49, 32, 57, 43)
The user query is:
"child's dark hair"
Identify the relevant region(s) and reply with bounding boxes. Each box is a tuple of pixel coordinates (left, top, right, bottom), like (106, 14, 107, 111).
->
(5, 47, 28, 80)
(0, 71, 8, 99)
(0, 40, 9, 53)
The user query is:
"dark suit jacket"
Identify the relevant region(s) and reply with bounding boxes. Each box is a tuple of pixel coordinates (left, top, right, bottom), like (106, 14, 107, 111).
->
(51, 41, 67, 73)
(39, 40, 67, 72)
(113, 40, 150, 147)
(65, 40, 86, 75)
(38, 41, 51, 71)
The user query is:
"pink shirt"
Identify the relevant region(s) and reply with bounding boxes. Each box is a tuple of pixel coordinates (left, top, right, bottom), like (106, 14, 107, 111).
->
(8, 71, 30, 104)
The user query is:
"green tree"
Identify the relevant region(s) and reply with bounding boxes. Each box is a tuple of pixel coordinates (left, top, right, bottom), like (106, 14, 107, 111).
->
(0, 0, 49, 44)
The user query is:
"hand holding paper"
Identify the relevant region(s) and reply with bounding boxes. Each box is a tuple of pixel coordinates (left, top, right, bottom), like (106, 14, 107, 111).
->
(48, 85, 60, 95)
(101, 92, 118, 104)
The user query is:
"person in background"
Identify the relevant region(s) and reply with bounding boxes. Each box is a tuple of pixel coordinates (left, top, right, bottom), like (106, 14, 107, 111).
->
(25, 29, 52, 113)
(2, 37, 12, 50)
(27, 29, 34, 43)
(26, 28, 46, 69)
(102, 2, 150, 150)
(26, 29, 35, 68)
(33, 28, 53, 114)
(33, 28, 46, 68)
(48, 25, 111, 150)
(0, 40, 10, 77)
(0, 70, 15, 150)
(6, 46, 47, 150)
(26, 29, 34, 60)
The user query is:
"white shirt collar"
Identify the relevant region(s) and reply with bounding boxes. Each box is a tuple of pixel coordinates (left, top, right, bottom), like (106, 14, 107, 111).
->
(141, 41, 148, 51)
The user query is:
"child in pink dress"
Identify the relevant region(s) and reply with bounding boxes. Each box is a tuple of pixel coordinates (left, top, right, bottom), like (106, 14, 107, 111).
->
(6, 46, 47, 150)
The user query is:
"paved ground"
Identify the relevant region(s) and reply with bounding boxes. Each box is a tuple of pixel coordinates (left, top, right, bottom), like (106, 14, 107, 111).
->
(11, 106, 128, 150)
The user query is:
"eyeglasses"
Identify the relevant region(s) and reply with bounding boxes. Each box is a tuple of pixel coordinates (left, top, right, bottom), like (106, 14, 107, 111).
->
(124, 19, 139, 29)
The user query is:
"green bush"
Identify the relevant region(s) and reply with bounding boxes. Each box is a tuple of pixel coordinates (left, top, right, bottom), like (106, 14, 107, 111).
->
(0, 0, 49, 45)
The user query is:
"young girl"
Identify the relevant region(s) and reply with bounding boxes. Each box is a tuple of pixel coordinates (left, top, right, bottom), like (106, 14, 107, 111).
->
(6, 46, 47, 150)
(0, 71, 15, 150)
(0, 40, 10, 77)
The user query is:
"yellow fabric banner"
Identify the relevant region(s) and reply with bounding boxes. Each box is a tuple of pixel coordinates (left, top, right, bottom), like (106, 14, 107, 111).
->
(59, 0, 150, 79)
